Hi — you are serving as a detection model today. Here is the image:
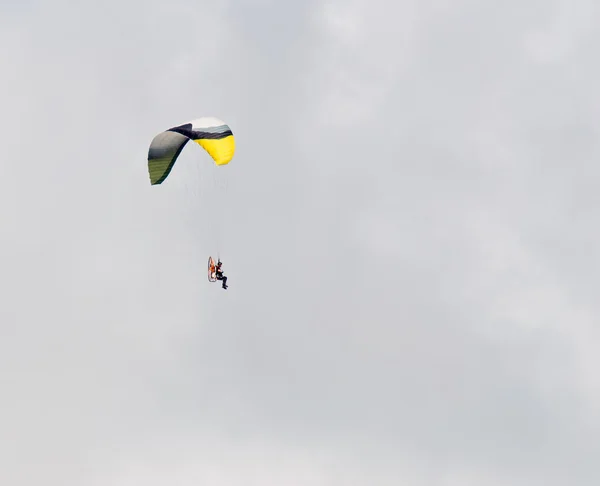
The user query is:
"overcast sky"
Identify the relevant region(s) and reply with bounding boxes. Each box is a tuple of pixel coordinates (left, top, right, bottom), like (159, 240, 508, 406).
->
(2, 0, 600, 484)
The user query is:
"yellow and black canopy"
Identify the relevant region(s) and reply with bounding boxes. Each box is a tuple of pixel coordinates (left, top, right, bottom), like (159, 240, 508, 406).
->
(147, 117, 235, 185)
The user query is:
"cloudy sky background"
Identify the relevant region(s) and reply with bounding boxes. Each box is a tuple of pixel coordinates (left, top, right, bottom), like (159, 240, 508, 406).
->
(2, 0, 600, 484)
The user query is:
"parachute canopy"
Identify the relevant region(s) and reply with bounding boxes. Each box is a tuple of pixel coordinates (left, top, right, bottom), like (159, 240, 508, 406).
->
(147, 117, 235, 185)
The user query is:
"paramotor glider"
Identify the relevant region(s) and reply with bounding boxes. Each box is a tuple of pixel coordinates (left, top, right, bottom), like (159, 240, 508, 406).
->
(147, 117, 235, 289)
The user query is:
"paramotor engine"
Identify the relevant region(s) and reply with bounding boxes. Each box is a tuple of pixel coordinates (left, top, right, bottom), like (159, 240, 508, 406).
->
(208, 256, 217, 282)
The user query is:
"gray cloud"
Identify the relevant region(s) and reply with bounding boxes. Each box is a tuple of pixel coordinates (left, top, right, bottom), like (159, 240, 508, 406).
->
(2, 0, 600, 485)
